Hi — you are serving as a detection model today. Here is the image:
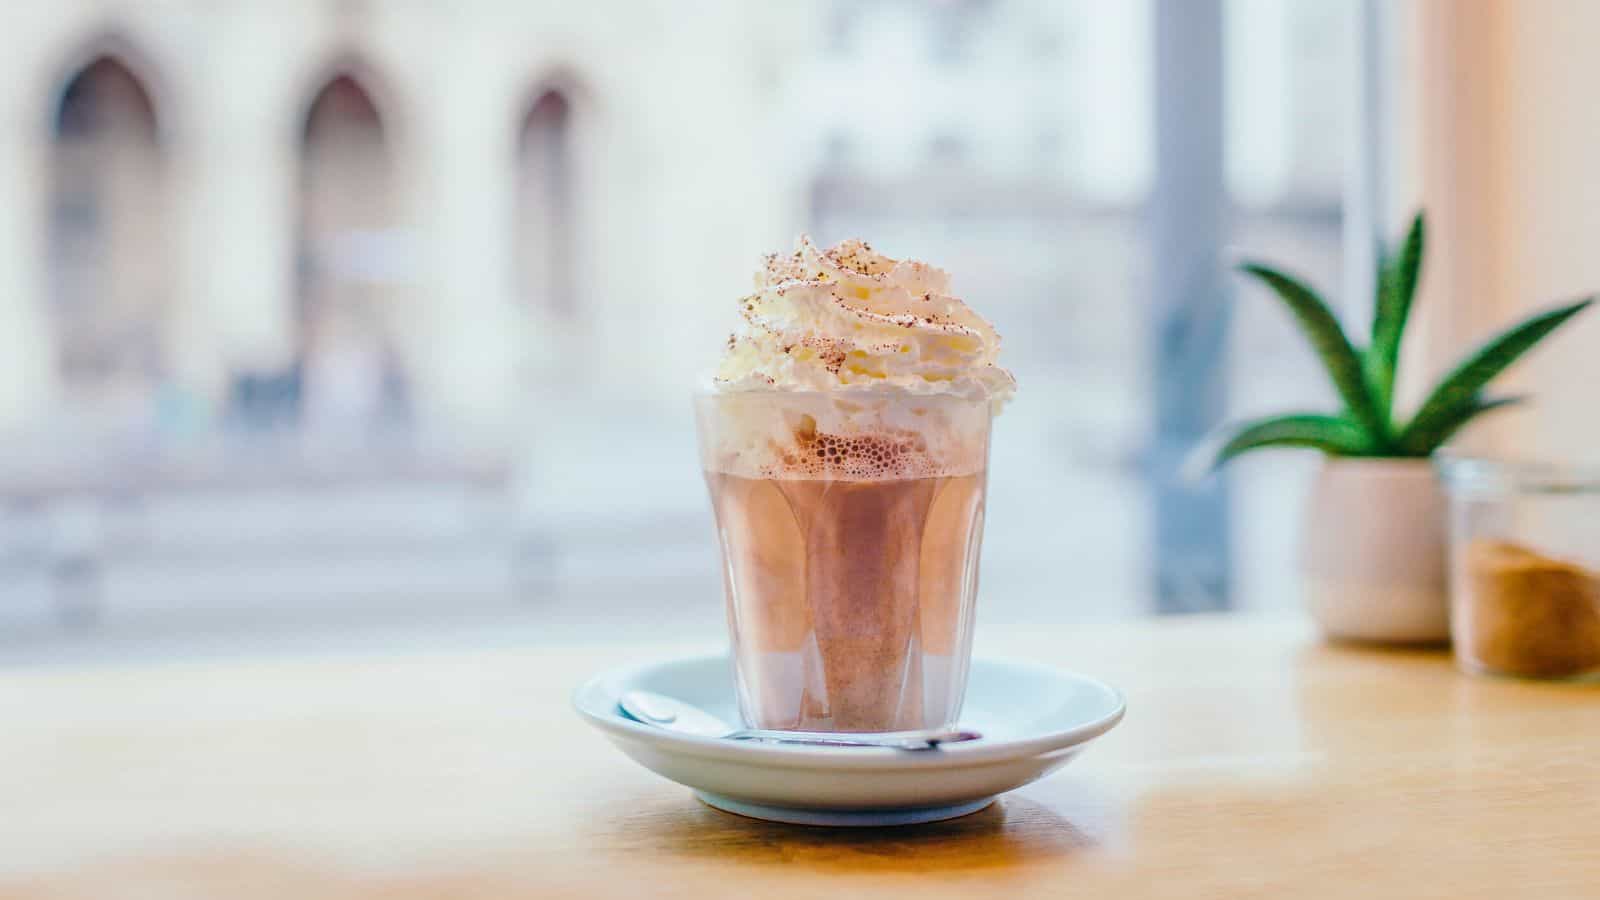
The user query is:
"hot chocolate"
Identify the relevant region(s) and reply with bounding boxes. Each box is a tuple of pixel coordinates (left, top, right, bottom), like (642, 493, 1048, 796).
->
(698, 237, 1012, 733)
(703, 418, 987, 731)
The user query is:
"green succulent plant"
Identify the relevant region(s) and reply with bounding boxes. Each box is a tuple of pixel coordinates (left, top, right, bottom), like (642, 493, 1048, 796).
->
(1198, 211, 1592, 470)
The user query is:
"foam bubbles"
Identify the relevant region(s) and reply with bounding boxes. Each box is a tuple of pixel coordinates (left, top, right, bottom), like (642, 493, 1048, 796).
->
(765, 416, 940, 480)
(697, 393, 990, 482)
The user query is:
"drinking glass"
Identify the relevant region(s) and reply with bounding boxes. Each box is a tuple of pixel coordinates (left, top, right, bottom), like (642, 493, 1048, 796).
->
(695, 389, 993, 731)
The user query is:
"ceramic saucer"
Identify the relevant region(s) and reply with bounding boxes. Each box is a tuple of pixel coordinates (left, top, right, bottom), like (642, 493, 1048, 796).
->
(573, 654, 1124, 826)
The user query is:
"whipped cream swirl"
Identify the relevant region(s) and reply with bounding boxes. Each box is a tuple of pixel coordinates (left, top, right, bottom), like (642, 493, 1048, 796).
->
(712, 237, 1015, 407)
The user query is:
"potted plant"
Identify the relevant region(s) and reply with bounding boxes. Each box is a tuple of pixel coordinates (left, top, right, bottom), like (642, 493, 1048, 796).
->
(1194, 212, 1591, 644)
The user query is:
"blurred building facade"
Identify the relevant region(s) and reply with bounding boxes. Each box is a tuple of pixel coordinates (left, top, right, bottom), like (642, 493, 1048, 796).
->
(0, 1, 808, 448)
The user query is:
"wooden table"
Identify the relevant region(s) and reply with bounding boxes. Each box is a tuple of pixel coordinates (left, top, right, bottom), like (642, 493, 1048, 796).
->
(4, 616, 1597, 898)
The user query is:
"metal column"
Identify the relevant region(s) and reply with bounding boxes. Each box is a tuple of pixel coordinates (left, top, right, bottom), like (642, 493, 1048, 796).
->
(1149, 0, 1230, 613)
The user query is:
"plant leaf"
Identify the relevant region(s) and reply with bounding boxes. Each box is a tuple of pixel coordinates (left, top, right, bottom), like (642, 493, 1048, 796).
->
(1237, 263, 1388, 445)
(1397, 297, 1594, 454)
(1185, 413, 1379, 478)
(1397, 394, 1526, 455)
(1366, 212, 1425, 421)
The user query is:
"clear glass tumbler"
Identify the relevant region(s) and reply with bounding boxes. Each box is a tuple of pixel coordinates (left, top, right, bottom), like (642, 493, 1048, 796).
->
(1437, 455, 1600, 680)
(695, 389, 992, 732)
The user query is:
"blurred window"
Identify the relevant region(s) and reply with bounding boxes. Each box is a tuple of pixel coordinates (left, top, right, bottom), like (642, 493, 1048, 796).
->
(295, 72, 409, 439)
(48, 55, 169, 426)
(517, 89, 576, 319)
(804, 0, 1356, 617)
(5, 1, 1374, 643)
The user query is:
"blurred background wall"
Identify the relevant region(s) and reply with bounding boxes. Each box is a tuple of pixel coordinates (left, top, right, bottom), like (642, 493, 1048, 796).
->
(1403, 0, 1600, 461)
(0, 0, 1405, 649)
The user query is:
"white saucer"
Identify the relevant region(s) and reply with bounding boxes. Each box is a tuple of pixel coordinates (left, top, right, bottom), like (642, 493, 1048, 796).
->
(573, 654, 1125, 826)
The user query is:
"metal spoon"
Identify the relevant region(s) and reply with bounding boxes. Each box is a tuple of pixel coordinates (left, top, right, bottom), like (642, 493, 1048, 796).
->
(619, 690, 981, 751)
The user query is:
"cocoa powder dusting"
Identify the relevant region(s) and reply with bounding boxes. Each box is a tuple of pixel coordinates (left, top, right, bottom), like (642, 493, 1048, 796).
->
(1460, 539, 1600, 679)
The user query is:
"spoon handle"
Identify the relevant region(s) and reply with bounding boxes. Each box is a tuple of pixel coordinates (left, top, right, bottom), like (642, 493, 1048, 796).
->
(725, 727, 981, 751)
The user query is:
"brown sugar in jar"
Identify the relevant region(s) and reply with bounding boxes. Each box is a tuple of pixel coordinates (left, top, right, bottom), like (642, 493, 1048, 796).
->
(1457, 539, 1600, 679)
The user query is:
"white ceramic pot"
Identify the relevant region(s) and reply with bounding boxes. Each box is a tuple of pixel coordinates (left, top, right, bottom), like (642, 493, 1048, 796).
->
(1299, 457, 1449, 644)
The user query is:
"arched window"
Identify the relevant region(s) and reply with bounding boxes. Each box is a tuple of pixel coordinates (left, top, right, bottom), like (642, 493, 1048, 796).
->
(516, 88, 576, 318)
(295, 71, 408, 437)
(48, 55, 169, 419)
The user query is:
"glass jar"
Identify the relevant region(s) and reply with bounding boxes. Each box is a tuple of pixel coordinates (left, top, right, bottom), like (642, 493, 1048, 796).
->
(1437, 456, 1600, 680)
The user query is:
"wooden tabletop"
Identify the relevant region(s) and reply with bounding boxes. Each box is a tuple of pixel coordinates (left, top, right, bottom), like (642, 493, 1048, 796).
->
(4, 615, 1598, 899)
